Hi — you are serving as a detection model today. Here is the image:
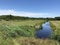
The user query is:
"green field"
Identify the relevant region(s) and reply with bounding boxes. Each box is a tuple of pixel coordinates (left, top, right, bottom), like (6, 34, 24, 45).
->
(0, 20, 45, 37)
(0, 20, 44, 45)
(0, 20, 60, 45)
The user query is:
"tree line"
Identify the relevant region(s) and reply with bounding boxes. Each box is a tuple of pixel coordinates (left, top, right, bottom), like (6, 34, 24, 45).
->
(0, 15, 60, 21)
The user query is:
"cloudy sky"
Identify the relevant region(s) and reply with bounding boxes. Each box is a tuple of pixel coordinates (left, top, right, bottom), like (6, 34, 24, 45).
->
(0, 0, 60, 18)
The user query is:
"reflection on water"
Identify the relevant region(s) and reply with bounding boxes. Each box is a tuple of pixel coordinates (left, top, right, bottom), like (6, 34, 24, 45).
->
(36, 22, 52, 38)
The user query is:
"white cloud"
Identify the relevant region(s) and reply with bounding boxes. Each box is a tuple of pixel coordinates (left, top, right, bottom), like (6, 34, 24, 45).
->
(0, 9, 57, 18)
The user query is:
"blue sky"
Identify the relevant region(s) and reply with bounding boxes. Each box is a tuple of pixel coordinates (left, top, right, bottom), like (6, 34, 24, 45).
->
(0, 0, 60, 17)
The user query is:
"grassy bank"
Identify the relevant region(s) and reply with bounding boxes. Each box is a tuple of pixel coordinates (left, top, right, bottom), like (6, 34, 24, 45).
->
(0, 20, 45, 37)
(0, 20, 45, 45)
(50, 21, 60, 42)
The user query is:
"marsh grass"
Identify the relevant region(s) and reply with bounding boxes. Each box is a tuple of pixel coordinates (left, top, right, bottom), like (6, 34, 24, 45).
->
(0, 20, 45, 45)
(50, 21, 60, 42)
(0, 20, 60, 45)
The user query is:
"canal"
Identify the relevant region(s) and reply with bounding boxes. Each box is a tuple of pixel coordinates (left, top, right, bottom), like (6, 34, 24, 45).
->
(36, 22, 53, 38)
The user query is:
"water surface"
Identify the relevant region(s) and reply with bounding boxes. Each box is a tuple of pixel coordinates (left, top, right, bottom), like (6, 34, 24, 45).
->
(36, 22, 52, 38)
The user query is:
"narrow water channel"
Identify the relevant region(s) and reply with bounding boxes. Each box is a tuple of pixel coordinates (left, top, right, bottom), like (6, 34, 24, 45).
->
(36, 22, 52, 38)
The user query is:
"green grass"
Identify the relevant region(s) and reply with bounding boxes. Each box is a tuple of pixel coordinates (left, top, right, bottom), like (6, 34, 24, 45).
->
(50, 21, 60, 42)
(0, 20, 45, 37)
(0, 20, 60, 45)
(0, 20, 45, 45)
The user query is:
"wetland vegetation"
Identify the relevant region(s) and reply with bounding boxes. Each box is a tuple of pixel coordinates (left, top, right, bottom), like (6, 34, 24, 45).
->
(0, 15, 60, 45)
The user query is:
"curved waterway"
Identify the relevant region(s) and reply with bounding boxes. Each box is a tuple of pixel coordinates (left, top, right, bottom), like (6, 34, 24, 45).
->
(36, 22, 52, 38)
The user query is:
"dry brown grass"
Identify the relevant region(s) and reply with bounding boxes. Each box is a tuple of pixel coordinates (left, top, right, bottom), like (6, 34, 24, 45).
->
(12, 37, 60, 45)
